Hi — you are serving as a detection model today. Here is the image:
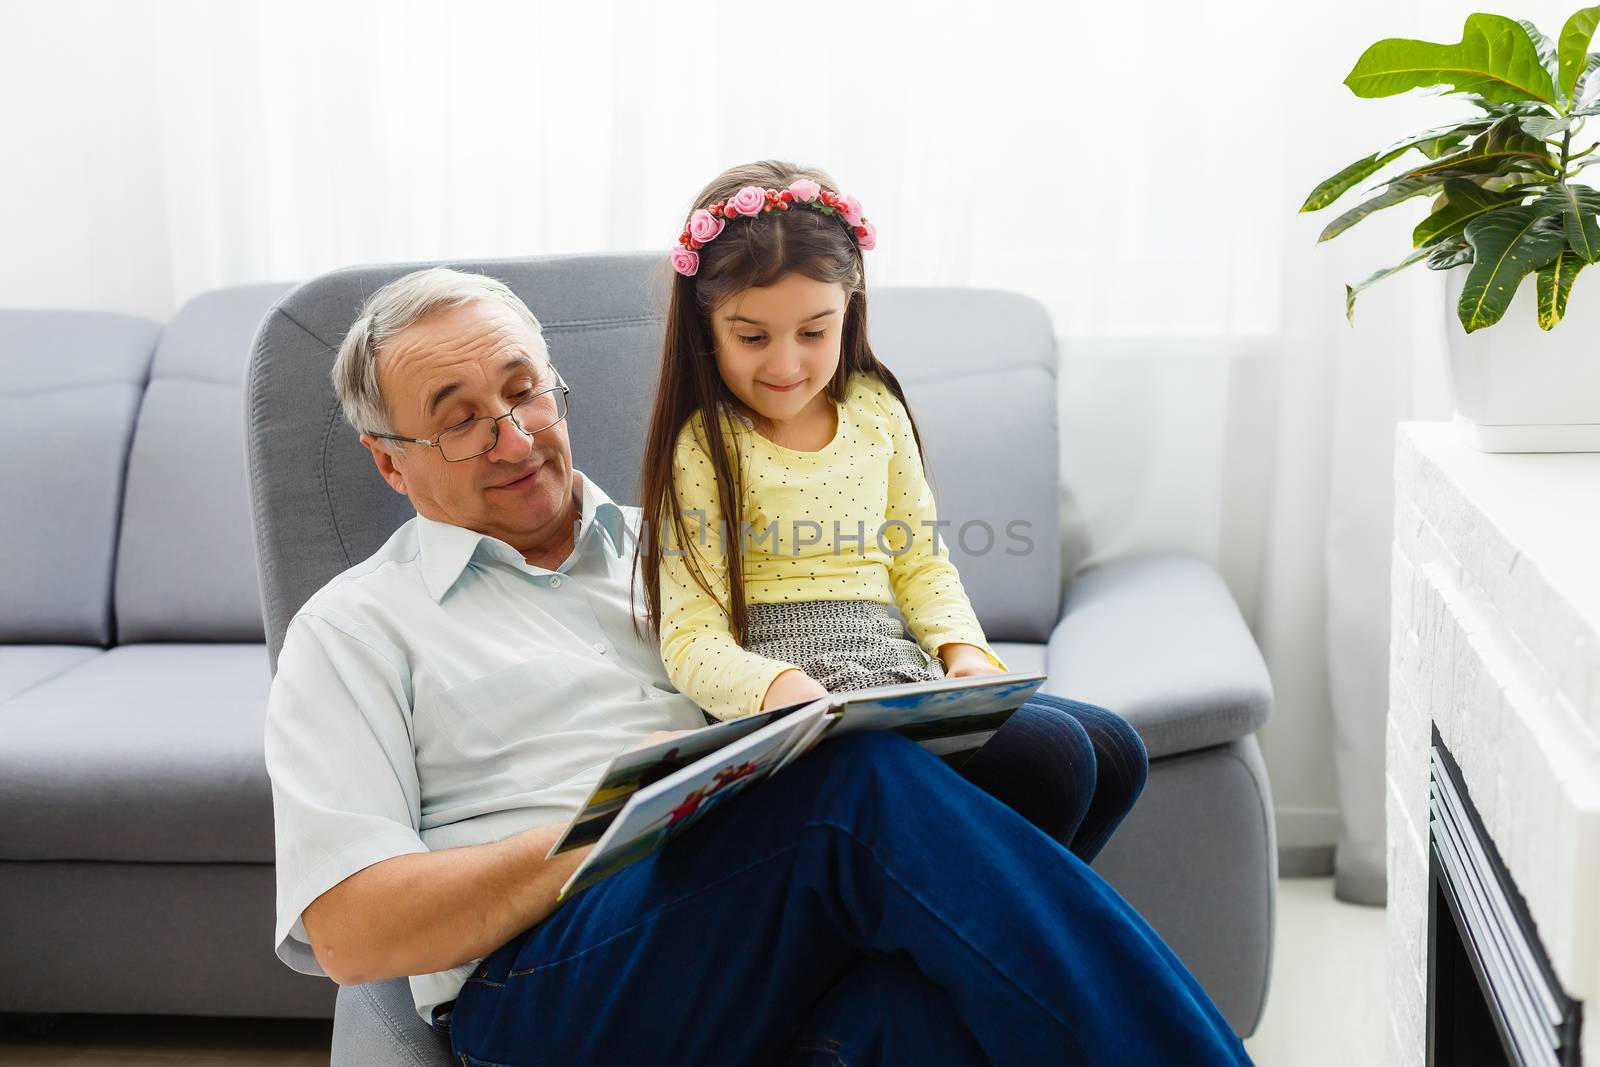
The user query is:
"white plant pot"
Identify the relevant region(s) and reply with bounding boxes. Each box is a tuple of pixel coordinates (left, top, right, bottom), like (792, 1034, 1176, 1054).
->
(1444, 266, 1600, 452)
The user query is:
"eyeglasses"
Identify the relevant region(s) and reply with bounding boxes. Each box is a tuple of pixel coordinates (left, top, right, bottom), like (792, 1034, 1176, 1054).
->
(369, 372, 570, 462)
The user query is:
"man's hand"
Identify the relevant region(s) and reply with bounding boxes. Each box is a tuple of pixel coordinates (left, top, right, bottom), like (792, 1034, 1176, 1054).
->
(939, 642, 1003, 679)
(761, 668, 829, 711)
(301, 821, 589, 986)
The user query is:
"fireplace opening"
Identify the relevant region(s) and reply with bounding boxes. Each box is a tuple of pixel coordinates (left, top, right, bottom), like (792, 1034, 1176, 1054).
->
(1426, 729, 1582, 1067)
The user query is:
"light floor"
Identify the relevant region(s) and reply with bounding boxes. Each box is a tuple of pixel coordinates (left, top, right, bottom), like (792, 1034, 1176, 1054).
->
(0, 877, 1385, 1065)
(1242, 877, 1388, 1067)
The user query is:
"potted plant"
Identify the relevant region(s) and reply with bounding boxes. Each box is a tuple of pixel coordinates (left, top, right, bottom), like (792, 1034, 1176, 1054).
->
(1304, 7, 1600, 451)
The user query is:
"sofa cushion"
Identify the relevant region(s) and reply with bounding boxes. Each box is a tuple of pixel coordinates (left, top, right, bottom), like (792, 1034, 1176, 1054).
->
(0, 647, 102, 703)
(0, 643, 275, 863)
(0, 310, 159, 644)
(115, 284, 294, 643)
(1045, 552, 1273, 760)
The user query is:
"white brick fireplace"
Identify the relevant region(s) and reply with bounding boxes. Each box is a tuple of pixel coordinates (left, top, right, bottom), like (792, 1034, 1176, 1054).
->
(1388, 423, 1600, 1065)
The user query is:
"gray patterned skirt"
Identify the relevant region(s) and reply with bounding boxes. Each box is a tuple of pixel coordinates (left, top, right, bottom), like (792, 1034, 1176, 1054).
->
(744, 600, 945, 693)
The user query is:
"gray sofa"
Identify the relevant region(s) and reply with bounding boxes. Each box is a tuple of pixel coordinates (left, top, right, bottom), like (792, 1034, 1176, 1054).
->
(0, 252, 1275, 1061)
(0, 287, 333, 1019)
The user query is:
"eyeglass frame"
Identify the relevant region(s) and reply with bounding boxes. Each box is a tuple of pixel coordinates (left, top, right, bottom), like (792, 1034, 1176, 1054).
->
(366, 370, 571, 462)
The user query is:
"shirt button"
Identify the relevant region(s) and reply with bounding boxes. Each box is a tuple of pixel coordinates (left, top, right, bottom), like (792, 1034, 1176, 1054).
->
(593, 642, 607, 654)
(549, 576, 563, 588)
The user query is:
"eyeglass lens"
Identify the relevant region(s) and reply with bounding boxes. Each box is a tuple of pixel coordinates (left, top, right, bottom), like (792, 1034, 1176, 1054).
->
(437, 389, 566, 461)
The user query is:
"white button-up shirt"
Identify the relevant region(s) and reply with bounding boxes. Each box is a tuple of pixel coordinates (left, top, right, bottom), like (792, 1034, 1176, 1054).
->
(265, 473, 706, 1024)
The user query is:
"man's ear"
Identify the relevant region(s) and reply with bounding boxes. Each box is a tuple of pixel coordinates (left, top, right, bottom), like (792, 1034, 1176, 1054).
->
(360, 434, 409, 496)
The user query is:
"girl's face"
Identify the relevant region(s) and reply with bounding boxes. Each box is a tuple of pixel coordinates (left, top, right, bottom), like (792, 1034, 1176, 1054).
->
(711, 273, 848, 429)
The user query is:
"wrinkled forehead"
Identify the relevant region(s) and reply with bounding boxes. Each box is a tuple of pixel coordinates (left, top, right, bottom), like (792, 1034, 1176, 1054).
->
(380, 302, 551, 388)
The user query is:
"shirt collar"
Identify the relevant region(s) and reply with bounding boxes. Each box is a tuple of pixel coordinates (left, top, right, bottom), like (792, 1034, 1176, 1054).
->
(414, 470, 629, 602)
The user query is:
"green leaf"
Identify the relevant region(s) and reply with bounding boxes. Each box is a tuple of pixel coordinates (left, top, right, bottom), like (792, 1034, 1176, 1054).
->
(1464, 94, 1555, 116)
(1373, 117, 1496, 157)
(1520, 18, 1565, 105)
(1346, 246, 1434, 323)
(1308, 119, 1505, 212)
(1558, 7, 1600, 101)
(1379, 116, 1558, 188)
(1344, 13, 1560, 106)
(1427, 243, 1475, 269)
(1535, 247, 1587, 327)
(1301, 147, 1410, 211)
(1532, 182, 1600, 261)
(1417, 133, 1471, 158)
(1318, 178, 1442, 242)
(1574, 52, 1600, 103)
(1481, 113, 1558, 154)
(1458, 207, 1570, 330)
(1480, 176, 1553, 196)
(1386, 150, 1552, 185)
(1412, 179, 1529, 246)
(1519, 114, 1574, 138)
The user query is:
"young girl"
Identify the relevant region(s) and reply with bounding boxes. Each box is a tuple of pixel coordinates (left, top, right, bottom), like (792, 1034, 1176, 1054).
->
(637, 160, 1147, 858)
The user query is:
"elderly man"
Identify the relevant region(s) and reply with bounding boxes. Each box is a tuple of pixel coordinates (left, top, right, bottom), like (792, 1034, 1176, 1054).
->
(264, 268, 1251, 1066)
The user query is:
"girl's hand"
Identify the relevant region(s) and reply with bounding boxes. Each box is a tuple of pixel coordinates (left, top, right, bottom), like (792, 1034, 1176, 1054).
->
(762, 668, 829, 711)
(939, 643, 1003, 679)
(628, 728, 695, 752)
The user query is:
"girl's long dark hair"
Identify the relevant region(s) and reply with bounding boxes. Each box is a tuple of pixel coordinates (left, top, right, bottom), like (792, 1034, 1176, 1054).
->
(636, 159, 926, 647)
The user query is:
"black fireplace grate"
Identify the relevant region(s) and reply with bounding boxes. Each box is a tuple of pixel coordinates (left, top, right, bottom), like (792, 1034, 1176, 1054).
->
(1427, 728, 1582, 1066)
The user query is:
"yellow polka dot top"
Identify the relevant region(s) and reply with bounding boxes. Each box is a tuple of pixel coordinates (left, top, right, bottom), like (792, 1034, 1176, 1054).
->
(659, 371, 1005, 721)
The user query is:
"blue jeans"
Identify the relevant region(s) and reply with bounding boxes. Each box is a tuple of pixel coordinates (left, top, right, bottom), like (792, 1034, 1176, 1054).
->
(448, 731, 1249, 1066)
(963, 693, 1149, 862)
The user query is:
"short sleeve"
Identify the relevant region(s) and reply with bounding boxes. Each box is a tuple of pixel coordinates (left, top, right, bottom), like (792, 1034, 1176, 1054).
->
(264, 612, 431, 976)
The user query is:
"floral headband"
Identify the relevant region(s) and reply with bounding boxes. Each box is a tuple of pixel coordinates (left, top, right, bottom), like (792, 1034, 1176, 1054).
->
(671, 179, 877, 277)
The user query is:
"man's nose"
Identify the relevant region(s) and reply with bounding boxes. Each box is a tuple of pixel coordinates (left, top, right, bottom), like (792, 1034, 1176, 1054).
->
(485, 411, 534, 462)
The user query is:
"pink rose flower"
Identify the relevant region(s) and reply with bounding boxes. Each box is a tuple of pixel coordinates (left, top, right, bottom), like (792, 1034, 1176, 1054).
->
(687, 208, 724, 244)
(839, 195, 865, 227)
(786, 178, 822, 203)
(671, 248, 699, 276)
(854, 219, 877, 251)
(728, 185, 767, 217)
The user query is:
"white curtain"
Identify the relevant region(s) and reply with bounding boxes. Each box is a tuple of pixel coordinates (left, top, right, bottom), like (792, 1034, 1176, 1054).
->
(7, 0, 1561, 901)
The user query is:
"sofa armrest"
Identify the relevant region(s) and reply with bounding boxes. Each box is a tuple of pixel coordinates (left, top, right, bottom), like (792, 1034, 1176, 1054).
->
(1045, 552, 1272, 761)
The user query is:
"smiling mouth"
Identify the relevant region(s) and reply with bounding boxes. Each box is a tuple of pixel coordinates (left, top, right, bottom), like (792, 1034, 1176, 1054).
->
(760, 379, 806, 392)
(491, 464, 544, 491)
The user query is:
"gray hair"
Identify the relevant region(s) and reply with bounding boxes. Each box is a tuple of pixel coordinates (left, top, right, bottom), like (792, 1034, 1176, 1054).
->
(332, 267, 550, 441)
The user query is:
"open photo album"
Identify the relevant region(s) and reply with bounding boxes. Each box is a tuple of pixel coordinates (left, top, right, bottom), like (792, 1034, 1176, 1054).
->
(550, 671, 1048, 900)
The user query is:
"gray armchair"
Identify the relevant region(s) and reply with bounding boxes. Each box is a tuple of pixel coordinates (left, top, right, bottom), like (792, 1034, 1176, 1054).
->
(245, 252, 1276, 1065)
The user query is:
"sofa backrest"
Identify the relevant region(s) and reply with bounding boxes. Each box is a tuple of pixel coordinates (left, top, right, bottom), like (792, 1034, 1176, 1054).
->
(0, 310, 160, 645)
(247, 253, 1060, 669)
(114, 283, 295, 643)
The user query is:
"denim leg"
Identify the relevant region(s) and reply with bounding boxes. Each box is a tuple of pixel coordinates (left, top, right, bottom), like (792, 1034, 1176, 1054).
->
(959, 697, 1097, 848)
(784, 955, 987, 1066)
(1032, 695, 1150, 862)
(449, 731, 1249, 1067)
